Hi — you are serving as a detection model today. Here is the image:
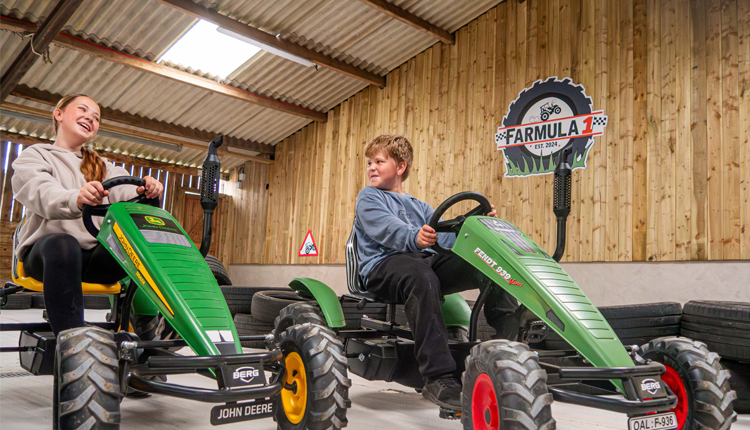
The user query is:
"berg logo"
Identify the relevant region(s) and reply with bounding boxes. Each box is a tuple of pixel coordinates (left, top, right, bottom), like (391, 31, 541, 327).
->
(144, 216, 165, 226)
(233, 366, 260, 383)
(495, 77, 607, 177)
(640, 379, 662, 395)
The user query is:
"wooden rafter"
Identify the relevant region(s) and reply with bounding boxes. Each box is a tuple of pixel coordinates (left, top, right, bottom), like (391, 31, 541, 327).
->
(356, 0, 454, 45)
(0, 16, 327, 122)
(0, 130, 214, 177)
(0, 102, 273, 165)
(10, 84, 274, 155)
(0, 0, 84, 102)
(155, 0, 386, 88)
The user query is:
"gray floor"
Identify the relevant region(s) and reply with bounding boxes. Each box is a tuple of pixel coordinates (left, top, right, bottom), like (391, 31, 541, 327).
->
(2, 309, 748, 430)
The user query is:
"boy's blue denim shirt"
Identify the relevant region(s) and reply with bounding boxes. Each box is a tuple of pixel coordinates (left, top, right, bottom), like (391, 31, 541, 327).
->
(354, 186, 456, 285)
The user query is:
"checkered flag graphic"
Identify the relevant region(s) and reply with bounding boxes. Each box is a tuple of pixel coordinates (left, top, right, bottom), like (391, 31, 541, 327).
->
(495, 131, 506, 142)
(592, 116, 607, 126)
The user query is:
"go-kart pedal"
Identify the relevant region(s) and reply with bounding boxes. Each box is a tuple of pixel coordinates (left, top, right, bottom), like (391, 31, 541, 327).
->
(438, 408, 461, 420)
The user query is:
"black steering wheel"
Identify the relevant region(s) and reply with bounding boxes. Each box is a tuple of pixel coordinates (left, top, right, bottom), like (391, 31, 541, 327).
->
(427, 191, 492, 254)
(82, 176, 161, 238)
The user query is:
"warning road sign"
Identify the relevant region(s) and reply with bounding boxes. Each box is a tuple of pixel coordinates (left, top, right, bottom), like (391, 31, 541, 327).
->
(298, 230, 318, 257)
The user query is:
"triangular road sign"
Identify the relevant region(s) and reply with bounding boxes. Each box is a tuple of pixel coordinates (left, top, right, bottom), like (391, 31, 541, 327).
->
(298, 230, 318, 257)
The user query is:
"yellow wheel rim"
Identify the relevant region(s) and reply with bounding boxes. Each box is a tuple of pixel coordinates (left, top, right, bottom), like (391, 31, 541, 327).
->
(281, 351, 307, 424)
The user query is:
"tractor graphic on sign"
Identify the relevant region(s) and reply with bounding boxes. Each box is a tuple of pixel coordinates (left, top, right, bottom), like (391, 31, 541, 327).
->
(539, 101, 562, 121)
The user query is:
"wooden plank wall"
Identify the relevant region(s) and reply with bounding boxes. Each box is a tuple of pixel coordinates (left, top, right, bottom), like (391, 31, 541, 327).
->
(0, 141, 211, 279)
(221, 161, 270, 265)
(261, 0, 750, 264)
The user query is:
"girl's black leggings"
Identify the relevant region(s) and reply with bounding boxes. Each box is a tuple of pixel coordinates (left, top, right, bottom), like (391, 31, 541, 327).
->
(23, 233, 127, 335)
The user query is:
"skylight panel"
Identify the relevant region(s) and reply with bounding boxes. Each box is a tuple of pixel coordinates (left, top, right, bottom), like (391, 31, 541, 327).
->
(158, 20, 261, 79)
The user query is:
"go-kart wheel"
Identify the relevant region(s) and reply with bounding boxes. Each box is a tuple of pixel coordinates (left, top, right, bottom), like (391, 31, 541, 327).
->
(82, 176, 160, 238)
(276, 323, 351, 430)
(428, 191, 492, 254)
(54, 326, 121, 430)
(640, 337, 737, 430)
(461, 340, 554, 430)
(274, 302, 327, 341)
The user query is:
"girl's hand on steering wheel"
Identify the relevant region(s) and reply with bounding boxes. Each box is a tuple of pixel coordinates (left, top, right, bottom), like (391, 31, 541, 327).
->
(417, 224, 438, 249)
(77, 181, 108, 209)
(137, 176, 164, 199)
(486, 204, 497, 218)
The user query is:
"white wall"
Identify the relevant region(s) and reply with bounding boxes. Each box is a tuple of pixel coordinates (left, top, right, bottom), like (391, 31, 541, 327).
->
(230, 261, 750, 306)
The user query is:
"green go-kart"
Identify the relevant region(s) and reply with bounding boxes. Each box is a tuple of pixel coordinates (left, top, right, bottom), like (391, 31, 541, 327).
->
(274, 147, 738, 430)
(0, 136, 351, 430)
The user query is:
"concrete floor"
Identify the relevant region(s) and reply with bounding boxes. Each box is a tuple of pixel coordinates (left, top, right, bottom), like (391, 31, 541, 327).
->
(2, 309, 748, 430)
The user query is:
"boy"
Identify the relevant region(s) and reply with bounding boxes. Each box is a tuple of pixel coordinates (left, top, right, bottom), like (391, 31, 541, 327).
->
(354, 135, 520, 410)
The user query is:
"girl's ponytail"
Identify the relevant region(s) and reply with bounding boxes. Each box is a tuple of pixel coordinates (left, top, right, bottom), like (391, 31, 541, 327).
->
(80, 145, 106, 183)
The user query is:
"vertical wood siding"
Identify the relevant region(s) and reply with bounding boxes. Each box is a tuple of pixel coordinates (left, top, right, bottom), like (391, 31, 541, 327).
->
(261, 0, 750, 264)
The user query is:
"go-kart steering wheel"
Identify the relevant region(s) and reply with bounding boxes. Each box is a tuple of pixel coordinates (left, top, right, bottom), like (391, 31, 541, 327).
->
(427, 191, 492, 254)
(82, 176, 161, 238)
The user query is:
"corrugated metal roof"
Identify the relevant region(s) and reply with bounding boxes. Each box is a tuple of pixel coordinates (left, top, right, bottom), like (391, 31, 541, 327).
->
(2, 0, 502, 170)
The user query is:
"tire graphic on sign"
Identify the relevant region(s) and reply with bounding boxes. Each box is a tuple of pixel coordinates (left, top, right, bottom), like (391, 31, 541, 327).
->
(497, 77, 602, 177)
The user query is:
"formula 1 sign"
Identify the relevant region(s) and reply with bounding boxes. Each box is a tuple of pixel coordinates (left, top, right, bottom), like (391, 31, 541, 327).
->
(495, 77, 607, 177)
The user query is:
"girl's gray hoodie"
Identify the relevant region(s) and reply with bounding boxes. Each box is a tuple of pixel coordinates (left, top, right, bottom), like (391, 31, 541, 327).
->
(11, 144, 137, 260)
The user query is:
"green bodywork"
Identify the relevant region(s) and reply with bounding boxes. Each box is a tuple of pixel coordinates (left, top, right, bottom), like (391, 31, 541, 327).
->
(441, 293, 471, 326)
(453, 216, 633, 391)
(97, 203, 241, 357)
(289, 278, 346, 328)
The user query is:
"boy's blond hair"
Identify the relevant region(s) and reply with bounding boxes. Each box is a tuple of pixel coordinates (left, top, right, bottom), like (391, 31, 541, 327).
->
(365, 135, 413, 181)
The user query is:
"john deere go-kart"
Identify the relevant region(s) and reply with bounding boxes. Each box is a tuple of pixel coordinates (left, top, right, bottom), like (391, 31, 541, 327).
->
(274, 147, 737, 430)
(0, 136, 351, 429)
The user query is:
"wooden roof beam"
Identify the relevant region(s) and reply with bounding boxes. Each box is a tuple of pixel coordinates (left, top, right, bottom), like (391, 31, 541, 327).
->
(10, 84, 275, 155)
(0, 102, 273, 165)
(356, 0, 454, 45)
(155, 0, 386, 88)
(0, 0, 84, 102)
(0, 16, 327, 122)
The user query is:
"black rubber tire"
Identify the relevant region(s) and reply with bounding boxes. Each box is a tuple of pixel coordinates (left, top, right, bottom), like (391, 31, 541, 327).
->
(276, 323, 351, 430)
(274, 302, 328, 340)
(598, 302, 682, 319)
(1, 291, 33, 309)
(251, 290, 307, 323)
(31, 293, 45, 309)
(680, 328, 750, 361)
(607, 314, 681, 329)
(640, 337, 737, 430)
(461, 340, 555, 430)
(54, 327, 121, 429)
(83, 294, 112, 310)
(720, 359, 750, 414)
(221, 286, 292, 317)
(680, 301, 750, 361)
(234, 313, 274, 348)
(205, 254, 232, 286)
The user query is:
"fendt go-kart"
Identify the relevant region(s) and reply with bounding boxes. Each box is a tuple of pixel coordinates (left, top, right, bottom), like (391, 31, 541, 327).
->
(0, 136, 351, 430)
(274, 147, 738, 430)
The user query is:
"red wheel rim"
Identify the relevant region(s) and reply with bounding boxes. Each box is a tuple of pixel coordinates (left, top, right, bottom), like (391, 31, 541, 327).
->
(661, 364, 688, 429)
(472, 373, 499, 430)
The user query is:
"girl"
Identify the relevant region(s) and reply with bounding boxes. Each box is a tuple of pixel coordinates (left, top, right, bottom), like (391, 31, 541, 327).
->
(11, 94, 163, 336)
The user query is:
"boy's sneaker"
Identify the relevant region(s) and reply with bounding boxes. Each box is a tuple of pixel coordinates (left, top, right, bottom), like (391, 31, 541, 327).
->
(422, 375, 462, 410)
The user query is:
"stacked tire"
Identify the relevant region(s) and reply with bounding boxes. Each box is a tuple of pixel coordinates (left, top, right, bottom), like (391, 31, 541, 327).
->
(680, 301, 750, 413)
(233, 289, 304, 348)
(1, 291, 33, 309)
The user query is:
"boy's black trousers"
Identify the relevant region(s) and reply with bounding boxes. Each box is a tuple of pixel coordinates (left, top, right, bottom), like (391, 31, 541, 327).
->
(365, 252, 520, 379)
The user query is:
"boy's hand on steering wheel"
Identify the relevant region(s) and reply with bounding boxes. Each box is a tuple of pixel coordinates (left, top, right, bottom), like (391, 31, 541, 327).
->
(486, 204, 497, 218)
(137, 176, 164, 199)
(77, 181, 108, 209)
(417, 224, 438, 249)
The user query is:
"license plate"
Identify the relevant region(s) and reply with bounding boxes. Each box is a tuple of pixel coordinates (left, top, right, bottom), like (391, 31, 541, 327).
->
(210, 399, 275, 425)
(628, 412, 678, 430)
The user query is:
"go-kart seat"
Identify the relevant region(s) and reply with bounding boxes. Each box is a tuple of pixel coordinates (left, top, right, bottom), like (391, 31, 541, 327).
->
(345, 222, 394, 303)
(10, 215, 122, 295)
